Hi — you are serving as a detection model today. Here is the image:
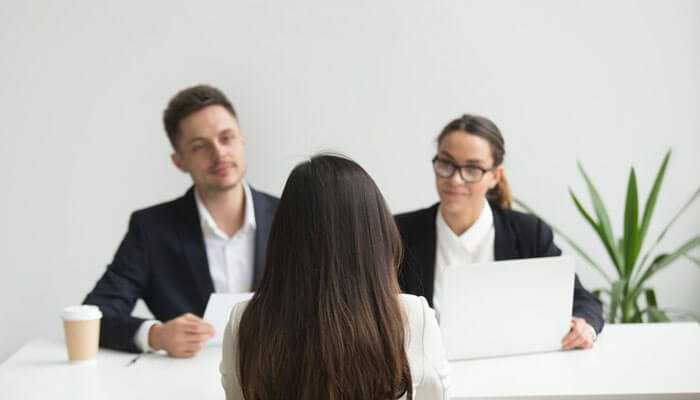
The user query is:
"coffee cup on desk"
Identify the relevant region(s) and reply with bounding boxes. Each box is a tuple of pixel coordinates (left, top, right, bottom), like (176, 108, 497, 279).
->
(61, 305, 102, 363)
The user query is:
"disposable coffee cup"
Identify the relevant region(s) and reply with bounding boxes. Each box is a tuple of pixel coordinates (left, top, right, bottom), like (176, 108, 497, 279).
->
(61, 305, 102, 363)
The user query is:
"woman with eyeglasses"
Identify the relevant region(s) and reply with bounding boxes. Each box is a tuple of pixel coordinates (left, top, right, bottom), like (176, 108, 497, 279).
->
(396, 114, 604, 350)
(220, 154, 450, 400)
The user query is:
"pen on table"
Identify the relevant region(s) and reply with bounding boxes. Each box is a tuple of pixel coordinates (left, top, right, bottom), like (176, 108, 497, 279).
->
(126, 354, 143, 367)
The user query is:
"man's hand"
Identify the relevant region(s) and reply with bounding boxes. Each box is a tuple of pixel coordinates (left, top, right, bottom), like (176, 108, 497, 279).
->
(148, 313, 215, 358)
(562, 317, 596, 350)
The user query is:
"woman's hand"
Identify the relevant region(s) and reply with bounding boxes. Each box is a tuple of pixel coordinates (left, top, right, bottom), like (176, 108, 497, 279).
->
(562, 317, 596, 350)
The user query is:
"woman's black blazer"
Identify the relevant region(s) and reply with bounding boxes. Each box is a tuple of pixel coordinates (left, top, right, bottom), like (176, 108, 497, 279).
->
(395, 202, 605, 333)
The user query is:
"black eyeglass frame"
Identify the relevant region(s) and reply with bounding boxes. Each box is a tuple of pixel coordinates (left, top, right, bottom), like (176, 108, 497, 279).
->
(431, 156, 498, 183)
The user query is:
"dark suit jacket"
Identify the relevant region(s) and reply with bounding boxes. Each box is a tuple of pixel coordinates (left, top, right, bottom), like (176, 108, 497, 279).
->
(83, 186, 279, 353)
(395, 202, 605, 334)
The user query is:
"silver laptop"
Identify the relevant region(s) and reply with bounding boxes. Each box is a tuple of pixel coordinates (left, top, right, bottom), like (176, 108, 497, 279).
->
(440, 256, 574, 360)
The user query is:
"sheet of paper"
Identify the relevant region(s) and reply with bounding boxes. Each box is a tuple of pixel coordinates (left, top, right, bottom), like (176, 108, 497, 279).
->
(203, 292, 254, 346)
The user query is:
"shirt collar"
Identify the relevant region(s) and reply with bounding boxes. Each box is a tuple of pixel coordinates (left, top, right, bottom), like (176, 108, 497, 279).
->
(437, 199, 494, 253)
(194, 181, 256, 239)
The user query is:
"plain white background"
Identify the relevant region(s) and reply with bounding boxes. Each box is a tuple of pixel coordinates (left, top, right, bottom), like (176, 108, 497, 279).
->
(1, 0, 698, 362)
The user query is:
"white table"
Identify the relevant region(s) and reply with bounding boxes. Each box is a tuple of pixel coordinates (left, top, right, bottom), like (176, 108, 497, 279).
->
(1, 322, 698, 399)
(450, 322, 700, 399)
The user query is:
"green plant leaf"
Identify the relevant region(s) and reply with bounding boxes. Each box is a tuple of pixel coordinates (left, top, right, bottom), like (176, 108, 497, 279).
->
(591, 289, 609, 301)
(577, 162, 624, 272)
(608, 279, 626, 323)
(513, 198, 613, 283)
(622, 168, 640, 277)
(632, 235, 700, 300)
(631, 305, 645, 322)
(637, 150, 671, 256)
(569, 189, 598, 231)
(620, 290, 643, 322)
(644, 288, 658, 307)
(633, 306, 673, 323)
(634, 185, 700, 284)
(616, 238, 625, 262)
(631, 307, 643, 322)
(646, 307, 671, 322)
(570, 189, 622, 277)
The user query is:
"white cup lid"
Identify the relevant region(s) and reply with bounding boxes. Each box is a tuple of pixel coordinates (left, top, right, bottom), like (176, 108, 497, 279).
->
(62, 305, 102, 321)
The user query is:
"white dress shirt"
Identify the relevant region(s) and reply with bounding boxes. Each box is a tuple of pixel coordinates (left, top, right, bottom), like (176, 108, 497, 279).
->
(220, 294, 451, 400)
(133, 182, 257, 352)
(433, 199, 494, 321)
(195, 182, 256, 294)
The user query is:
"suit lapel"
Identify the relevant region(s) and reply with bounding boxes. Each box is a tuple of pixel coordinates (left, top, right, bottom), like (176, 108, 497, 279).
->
(414, 235, 437, 306)
(406, 204, 439, 307)
(251, 188, 274, 290)
(492, 203, 520, 261)
(176, 187, 215, 307)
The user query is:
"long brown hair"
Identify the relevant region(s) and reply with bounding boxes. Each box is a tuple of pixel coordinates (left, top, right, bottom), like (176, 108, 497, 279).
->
(237, 154, 412, 399)
(438, 114, 512, 209)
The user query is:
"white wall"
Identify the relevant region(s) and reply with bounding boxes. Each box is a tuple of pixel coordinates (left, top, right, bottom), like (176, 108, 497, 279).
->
(1, 0, 698, 362)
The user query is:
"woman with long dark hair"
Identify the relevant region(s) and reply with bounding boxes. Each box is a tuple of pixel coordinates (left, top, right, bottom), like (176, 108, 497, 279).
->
(396, 114, 604, 350)
(220, 154, 450, 399)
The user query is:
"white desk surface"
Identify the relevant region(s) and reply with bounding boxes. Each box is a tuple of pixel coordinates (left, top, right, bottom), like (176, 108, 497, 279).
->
(1, 322, 698, 399)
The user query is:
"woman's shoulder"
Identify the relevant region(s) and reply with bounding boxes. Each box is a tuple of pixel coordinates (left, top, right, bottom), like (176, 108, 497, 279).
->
(398, 293, 428, 308)
(398, 293, 450, 395)
(395, 204, 438, 224)
(491, 201, 550, 232)
(394, 204, 440, 243)
(398, 294, 431, 327)
(227, 299, 252, 328)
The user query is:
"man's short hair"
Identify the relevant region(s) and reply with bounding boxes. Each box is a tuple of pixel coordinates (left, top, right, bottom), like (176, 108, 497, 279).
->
(163, 84, 237, 149)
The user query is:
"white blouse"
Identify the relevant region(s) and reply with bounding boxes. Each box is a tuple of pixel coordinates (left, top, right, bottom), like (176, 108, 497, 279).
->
(219, 294, 451, 399)
(433, 200, 495, 321)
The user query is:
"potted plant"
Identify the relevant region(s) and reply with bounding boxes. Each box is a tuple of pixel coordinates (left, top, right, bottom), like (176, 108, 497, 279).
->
(516, 150, 700, 323)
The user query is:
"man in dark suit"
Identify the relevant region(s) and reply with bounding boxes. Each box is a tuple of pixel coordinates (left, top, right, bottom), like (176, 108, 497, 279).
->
(84, 85, 278, 357)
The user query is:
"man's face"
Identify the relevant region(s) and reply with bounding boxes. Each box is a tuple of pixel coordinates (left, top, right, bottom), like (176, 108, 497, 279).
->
(171, 105, 246, 194)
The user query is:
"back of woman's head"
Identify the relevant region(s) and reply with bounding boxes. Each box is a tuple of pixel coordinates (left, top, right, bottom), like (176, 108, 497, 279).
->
(238, 154, 412, 400)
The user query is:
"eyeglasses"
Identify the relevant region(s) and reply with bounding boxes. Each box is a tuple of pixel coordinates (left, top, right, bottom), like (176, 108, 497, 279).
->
(432, 156, 496, 183)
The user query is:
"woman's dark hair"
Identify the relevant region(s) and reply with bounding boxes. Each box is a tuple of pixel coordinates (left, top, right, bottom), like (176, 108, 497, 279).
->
(437, 114, 512, 209)
(237, 154, 412, 400)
